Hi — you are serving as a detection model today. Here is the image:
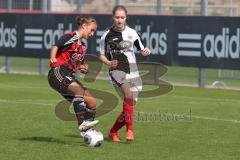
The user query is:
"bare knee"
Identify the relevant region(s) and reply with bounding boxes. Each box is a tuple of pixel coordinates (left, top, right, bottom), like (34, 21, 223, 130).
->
(84, 96, 96, 109)
(123, 88, 133, 99)
(124, 92, 133, 99)
(67, 82, 85, 97)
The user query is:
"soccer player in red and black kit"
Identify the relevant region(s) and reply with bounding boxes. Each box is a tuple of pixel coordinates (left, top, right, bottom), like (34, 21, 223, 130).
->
(48, 16, 98, 136)
(99, 5, 151, 142)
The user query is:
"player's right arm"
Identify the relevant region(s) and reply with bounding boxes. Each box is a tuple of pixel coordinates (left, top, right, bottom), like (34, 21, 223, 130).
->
(99, 54, 110, 66)
(133, 30, 151, 56)
(50, 45, 58, 63)
(99, 54, 118, 68)
(99, 30, 118, 69)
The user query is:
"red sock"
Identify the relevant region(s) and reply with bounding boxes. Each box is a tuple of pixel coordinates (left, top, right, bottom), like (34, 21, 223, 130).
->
(123, 98, 134, 131)
(110, 98, 134, 133)
(110, 112, 125, 133)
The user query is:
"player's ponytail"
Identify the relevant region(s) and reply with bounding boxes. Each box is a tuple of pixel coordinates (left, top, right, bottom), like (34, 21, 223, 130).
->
(76, 16, 97, 28)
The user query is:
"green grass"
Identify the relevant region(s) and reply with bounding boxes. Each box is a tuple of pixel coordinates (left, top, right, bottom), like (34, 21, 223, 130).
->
(0, 73, 240, 160)
(0, 57, 51, 73)
(162, 66, 240, 86)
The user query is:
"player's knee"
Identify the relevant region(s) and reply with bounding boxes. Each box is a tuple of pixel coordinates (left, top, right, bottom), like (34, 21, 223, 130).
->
(85, 96, 96, 109)
(124, 92, 133, 99)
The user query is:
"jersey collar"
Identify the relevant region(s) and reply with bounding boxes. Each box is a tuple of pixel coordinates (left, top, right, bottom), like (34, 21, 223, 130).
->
(112, 25, 126, 32)
(75, 31, 82, 45)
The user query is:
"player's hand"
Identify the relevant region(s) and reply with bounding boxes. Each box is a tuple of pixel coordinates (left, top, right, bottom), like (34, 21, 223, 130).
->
(110, 60, 118, 69)
(141, 48, 151, 56)
(79, 64, 88, 74)
(50, 57, 58, 63)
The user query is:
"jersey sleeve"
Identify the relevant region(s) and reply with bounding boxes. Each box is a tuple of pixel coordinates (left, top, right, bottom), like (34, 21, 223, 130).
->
(99, 30, 109, 55)
(133, 31, 145, 51)
(54, 34, 73, 51)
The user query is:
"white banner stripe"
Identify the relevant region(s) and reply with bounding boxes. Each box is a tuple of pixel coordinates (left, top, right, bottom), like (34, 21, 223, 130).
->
(24, 36, 42, 42)
(24, 29, 43, 34)
(178, 50, 201, 57)
(178, 42, 201, 48)
(24, 43, 42, 49)
(178, 34, 201, 40)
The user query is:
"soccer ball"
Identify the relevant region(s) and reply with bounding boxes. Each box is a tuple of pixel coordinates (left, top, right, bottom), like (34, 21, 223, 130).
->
(83, 128, 104, 147)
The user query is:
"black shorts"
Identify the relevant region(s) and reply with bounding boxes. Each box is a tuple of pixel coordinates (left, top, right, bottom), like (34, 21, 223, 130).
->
(48, 66, 76, 100)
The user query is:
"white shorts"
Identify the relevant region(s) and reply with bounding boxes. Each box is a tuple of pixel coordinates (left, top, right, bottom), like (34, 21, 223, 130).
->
(109, 70, 142, 101)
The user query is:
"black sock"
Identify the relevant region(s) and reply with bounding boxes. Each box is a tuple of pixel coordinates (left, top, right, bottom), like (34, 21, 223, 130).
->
(72, 97, 86, 125)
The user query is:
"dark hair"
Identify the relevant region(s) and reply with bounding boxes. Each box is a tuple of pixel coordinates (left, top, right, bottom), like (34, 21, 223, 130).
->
(75, 16, 97, 27)
(112, 5, 127, 15)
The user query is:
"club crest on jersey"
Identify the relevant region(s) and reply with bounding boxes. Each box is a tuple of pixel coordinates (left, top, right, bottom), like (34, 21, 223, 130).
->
(119, 40, 132, 49)
(128, 35, 133, 40)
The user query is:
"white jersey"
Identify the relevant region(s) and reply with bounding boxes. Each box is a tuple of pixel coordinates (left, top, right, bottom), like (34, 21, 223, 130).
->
(99, 26, 145, 101)
(99, 25, 145, 74)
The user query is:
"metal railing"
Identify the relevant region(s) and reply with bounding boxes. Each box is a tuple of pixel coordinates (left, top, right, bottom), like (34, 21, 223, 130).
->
(0, 0, 239, 16)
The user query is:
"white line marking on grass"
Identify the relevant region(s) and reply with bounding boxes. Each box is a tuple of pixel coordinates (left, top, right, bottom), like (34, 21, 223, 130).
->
(0, 99, 53, 107)
(190, 115, 240, 124)
(0, 84, 49, 89)
(135, 114, 240, 124)
(1, 99, 240, 124)
(146, 95, 240, 104)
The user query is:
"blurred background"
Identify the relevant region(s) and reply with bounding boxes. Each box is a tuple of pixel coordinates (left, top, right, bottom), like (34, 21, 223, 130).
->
(1, 0, 239, 16)
(1, 0, 240, 90)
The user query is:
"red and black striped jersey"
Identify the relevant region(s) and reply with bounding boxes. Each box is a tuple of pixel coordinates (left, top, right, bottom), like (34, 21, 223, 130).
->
(50, 31, 86, 73)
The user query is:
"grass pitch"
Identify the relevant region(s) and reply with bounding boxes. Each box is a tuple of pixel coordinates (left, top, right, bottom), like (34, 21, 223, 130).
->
(0, 74, 240, 160)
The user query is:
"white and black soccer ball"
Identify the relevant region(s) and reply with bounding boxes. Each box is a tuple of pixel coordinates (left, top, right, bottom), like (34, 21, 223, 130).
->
(83, 128, 104, 147)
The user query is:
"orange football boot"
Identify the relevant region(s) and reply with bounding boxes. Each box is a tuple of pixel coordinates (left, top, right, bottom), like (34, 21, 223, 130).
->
(126, 130, 134, 141)
(108, 131, 120, 142)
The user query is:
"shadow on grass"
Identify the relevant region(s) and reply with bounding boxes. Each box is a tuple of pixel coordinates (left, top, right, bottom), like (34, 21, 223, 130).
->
(65, 134, 80, 138)
(103, 136, 132, 144)
(65, 135, 132, 145)
(18, 136, 83, 146)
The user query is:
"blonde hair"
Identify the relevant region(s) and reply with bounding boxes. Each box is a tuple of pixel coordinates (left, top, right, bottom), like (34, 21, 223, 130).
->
(75, 16, 97, 28)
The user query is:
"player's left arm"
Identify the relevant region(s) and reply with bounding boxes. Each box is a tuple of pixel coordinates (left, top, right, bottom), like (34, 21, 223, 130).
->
(133, 31, 151, 56)
(79, 63, 88, 74)
(141, 48, 151, 56)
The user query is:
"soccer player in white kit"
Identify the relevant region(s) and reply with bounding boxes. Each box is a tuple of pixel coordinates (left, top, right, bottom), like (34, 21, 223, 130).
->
(99, 5, 151, 142)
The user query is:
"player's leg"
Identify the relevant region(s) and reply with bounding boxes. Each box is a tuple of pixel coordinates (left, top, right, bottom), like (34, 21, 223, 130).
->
(108, 70, 134, 141)
(130, 75, 143, 102)
(108, 88, 124, 142)
(48, 66, 98, 137)
(120, 83, 135, 141)
(66, 81, 98, 132)
(108, 71, 127, 142)
(121, 74, 142, 141)
(67, 81, 96, 109)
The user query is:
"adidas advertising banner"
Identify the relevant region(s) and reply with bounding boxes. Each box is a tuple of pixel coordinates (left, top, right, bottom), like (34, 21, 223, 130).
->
(0, 13, 240, 69)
